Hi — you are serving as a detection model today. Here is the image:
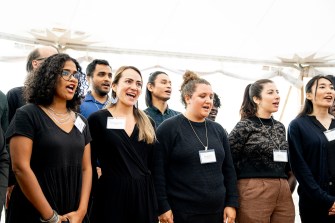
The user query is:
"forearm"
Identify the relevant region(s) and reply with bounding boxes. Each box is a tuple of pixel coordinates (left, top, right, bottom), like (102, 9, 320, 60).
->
(77, 145, 92, 217)
(77, 165, 92, 216)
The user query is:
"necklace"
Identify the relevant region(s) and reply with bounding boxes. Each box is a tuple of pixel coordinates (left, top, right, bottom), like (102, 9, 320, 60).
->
(257, 117, 281, 150)
(187, 118, 208, 150)
(46, 107, 73, 124)
(47, 106, 69, 116)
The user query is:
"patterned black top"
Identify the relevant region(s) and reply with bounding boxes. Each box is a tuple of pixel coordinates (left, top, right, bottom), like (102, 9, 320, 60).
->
(228, 116, 290, 179)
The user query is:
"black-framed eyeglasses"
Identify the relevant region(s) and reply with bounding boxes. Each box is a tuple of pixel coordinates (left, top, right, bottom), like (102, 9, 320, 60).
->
(35, 57, 46, 61)
(60, 70, 80, 81)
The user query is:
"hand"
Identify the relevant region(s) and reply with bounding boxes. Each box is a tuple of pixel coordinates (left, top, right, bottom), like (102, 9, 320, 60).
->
(328, 202, 335, 215)
(6, 185, 15, 209)
(159, 210, 173, 223)
(62, 211, 85, 223)
(223, 206, 236, 223)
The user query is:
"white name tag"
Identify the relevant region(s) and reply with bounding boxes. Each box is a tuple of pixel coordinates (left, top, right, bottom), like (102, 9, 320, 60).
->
(324, 129, 335, 142)
(199, 149, 217, 164)
(273, 150, 288, 162)
(74, 116, 86, 133)
(107, 117, 126, 129)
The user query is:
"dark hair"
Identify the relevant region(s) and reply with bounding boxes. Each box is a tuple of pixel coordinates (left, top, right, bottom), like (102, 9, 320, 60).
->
(213, 92, 221, 108)
(145, 71, 168, 107)
(180, 70, 211, 107)
(24, 53, 86, 110)
(297, 75, 334, 117)
(86, 59, 111, 77)
(240, 79, 273, 120)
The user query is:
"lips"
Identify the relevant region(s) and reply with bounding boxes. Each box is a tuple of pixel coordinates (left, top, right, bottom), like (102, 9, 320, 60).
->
(66, 84, 76, 93)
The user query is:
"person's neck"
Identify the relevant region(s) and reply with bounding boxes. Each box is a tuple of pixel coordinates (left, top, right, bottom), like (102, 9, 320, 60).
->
(256, 110, 272, 119)
(110, 103, 134, 117)
(49, 100, 68, 113)
(91, 91, 108, 104)
(311, 106, 332, 119)
(184, 111, 205, 122)
(152, 97, 168, 114)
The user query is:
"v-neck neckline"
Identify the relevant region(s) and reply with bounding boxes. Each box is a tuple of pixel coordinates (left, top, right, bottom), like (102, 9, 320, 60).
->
(105, 109, 136, 138)
(38, 105, 76, 134)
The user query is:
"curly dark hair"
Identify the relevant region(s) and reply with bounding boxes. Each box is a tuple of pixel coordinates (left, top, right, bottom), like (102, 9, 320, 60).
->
(24, 53, 86, 110)
(213, 92, 221, 108)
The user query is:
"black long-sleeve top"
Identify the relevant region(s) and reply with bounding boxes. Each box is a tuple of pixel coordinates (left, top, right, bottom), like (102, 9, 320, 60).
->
(288, 115, 335, 209)
(153, 114, 238, 215)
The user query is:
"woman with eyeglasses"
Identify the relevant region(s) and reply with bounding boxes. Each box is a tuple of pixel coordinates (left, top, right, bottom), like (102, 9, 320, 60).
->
(88, 66, 158, 223)
(6, 53, 92, 223)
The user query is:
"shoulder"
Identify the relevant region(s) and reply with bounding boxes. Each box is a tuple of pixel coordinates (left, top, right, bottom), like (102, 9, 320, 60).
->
(167, 108, 181, 115)
(288, 116, 306, 128)
(157, 114, 183, 130)
(0, 90, 5, 99)
(18, 103, 38, 113)
(88, 109, 108, 121)
(6, 86, 23, 96)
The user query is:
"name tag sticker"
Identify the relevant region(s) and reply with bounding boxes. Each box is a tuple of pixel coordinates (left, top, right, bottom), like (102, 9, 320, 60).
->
(273, 150, 288, 162)
(199, 149, 217, 164)
(107, 117, 126, 129)
(324, 129, 335, 142)
(74, 116, 86, 133)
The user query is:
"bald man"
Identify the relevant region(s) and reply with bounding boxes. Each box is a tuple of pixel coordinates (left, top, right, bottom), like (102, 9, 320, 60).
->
(6, 45, 58, 122)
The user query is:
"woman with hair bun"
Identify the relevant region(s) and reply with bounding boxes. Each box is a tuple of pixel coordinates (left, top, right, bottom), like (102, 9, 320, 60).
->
(154, 70, 238, 223)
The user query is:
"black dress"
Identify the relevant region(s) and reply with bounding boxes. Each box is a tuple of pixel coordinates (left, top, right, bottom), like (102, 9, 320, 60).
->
(5, 104, 91, 223)
(88, 109, 157, 223)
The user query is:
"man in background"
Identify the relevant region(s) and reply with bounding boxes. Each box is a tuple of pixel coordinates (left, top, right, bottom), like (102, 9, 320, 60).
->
(207, 92, 221, 121)
(6, 45, 58, 122)
(80, 59, 112, 118)
(144, 71, 180, 127)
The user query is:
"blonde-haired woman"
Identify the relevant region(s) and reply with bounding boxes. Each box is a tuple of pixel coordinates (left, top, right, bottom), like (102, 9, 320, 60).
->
(88, 66, 157, 223)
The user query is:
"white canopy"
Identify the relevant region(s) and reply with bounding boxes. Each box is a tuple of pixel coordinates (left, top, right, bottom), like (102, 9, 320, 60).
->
(1, 0, 335, 130)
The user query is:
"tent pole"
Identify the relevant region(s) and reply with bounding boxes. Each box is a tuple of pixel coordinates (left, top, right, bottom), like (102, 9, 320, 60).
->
(279, 86, 292, 122)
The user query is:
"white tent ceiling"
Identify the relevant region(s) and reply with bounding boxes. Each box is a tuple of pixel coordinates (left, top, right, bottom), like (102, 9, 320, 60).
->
(1, 0, 335, 65)
(1, 0, 335, 130)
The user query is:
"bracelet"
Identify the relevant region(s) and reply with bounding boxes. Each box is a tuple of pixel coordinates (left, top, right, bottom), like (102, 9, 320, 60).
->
(40, 210, 59, 223)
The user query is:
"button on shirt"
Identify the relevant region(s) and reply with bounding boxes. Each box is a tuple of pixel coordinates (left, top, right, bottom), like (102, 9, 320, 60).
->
(80, 92, 109, 119)
(144, 106, 180, 127)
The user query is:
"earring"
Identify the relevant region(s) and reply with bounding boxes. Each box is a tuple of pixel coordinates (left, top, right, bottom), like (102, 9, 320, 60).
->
(111, 95, 118, 104)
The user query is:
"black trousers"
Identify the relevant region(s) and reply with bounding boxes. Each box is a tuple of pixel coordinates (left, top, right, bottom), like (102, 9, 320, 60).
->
(173, 211, 223, 223)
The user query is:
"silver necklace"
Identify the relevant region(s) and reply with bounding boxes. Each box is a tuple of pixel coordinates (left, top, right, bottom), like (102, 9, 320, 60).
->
(187, 118, 208, 150)
(46, 107, 72, 124)
(47, 107, 69, 116)
(257, 117, 281, 150)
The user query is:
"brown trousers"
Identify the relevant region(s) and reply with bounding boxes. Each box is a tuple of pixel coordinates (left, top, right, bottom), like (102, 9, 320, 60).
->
(236, 178, 295, 223)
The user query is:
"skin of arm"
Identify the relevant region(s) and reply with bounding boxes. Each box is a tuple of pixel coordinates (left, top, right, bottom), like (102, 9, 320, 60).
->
(10, 136, 54, 220)
(63, 143, 92, 223)
(287, 171, 297, 193)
